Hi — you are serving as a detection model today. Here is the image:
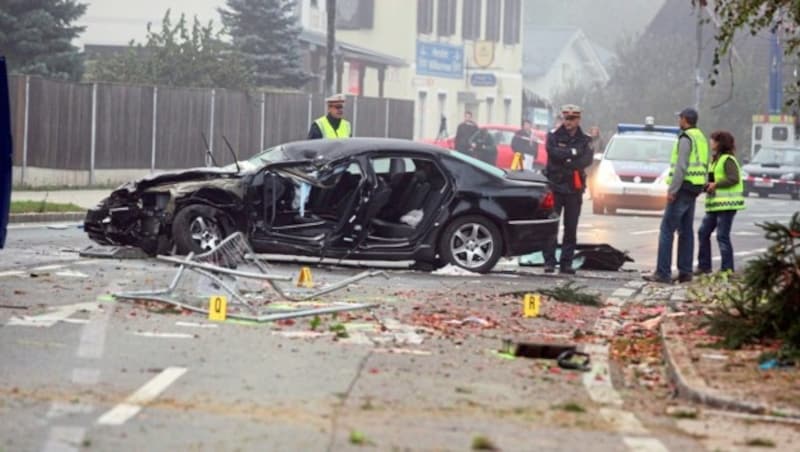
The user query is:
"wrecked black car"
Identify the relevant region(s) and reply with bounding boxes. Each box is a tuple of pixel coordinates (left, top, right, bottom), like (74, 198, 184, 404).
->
(85, 138, 558, 273)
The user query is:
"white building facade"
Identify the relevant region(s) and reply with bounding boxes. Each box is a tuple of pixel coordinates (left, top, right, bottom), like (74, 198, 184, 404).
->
(322, 0, 525, 139)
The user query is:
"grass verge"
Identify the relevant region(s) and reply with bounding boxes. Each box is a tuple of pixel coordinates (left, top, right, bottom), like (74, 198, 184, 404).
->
(10, 200, 84, 214)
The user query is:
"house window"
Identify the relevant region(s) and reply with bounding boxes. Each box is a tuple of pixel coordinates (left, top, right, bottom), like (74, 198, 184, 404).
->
(417, 91, 428, 140)
(417, 0, 434, 34)
(437, 0, 456, 37)
(485, 0, 501, 41)
(502, 0, 521, 45)
(311, 0, 318, 7)
(462, 0, 481, 40)
(486, 96, 495, 123)
(504, 97, 512, 125)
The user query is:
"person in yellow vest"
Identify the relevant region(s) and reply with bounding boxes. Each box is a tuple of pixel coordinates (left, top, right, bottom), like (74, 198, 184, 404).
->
(696, 130, 745, 274)
(307, 93, 352, 139)
(644, 107, 710, 284)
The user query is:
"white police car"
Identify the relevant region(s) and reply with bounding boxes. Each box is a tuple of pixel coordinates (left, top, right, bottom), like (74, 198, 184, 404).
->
(591, 119, 679, 215)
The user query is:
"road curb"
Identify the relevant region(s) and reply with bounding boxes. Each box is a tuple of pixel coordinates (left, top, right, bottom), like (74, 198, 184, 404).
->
(8, 212, 85, 223)
(660, 315, 800, 419)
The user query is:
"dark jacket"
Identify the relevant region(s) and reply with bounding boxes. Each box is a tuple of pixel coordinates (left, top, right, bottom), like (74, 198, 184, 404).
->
(545, 125, 594, 194)
(469, 129, 498, 166)
(454, 120, 479, 152)
(511, 129, 537, 158)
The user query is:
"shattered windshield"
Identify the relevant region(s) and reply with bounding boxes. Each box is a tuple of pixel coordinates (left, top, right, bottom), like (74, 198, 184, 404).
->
(246, 146, 291, 167)
(751, 147, 800, 166)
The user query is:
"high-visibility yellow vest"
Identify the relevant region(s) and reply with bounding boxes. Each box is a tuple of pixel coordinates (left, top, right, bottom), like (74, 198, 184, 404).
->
(666, 127, 709, 186)
(315, 116, 351, 139)
(705, 154, 745, 212)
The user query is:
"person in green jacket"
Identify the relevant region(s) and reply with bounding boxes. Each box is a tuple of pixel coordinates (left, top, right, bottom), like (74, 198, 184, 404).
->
(696, 130, 745, 274)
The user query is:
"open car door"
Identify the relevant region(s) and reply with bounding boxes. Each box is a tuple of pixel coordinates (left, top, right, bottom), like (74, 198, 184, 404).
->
(256, 157, 372, 251)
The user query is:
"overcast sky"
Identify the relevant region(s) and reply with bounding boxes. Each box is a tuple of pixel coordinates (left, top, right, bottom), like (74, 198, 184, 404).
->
(77, 0, 228, 46)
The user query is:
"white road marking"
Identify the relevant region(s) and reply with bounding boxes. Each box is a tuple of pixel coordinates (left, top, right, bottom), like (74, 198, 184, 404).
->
(582, 284, 669, 452)
(42, 426, 86, 452)
(132, 332, 195, 339)
(0, 270, 25, 277)
(77, 305, 113, 359)
(61, 318, 90, 325)
(712, 247, 767, 262)
(46, 402, 95, 419)
(55, 270, 89, 279)
(732, 231, 760, 236)
(7, 302, 101, 328)
(175, 321, 219, 329)
(31, 264, 67, 272)
(7, 222, 81, 230)
(71, 368, 101, 385)
(96, 367, 188, 426)
(623, 437, 671, 452)
(631, 229, 660, 236)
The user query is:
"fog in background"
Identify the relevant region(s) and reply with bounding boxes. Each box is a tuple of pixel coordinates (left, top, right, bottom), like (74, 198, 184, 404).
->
(78, 0, 227, 45)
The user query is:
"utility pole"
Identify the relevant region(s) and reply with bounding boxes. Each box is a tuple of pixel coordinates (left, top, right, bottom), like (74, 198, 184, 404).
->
(769, 30, 783, 114)
(693, 4, 705, 111)
(325, 0, 336, 97)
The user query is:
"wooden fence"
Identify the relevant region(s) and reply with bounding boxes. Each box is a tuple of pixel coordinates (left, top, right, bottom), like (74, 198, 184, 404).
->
(9, 75, 415, 183)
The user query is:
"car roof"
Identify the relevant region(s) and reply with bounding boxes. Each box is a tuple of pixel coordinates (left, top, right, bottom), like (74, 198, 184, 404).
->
(613, 132, 677, 140)
(281, 138, 451, 162)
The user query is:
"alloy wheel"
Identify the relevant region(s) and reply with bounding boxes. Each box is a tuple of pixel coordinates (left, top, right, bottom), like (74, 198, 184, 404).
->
(449, 223, 494, 269)
(189, 216, 222, 251)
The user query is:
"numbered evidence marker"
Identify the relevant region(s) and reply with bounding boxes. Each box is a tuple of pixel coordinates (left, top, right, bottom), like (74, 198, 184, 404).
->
(208, 295, 228, 322)
(523, 293, 541, 318)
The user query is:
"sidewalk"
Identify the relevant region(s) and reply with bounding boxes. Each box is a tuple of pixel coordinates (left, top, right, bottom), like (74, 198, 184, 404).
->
(643, 282, 800, 419)
(8, 189, 109, 223)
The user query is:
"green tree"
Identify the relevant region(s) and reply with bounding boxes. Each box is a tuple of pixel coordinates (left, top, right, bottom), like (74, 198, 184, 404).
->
(219, 0, 311, 89)
(693, 0, 800, 103)
(0, 0, 87, 80)
(86, 10, 252, 90)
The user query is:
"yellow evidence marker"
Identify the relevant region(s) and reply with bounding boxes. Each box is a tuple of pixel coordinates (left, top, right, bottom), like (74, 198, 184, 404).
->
(510, 152, 524, 171)
(523, 293, 541, 318)
(208, 295, 228, 322)
(297, 266, 314, 288)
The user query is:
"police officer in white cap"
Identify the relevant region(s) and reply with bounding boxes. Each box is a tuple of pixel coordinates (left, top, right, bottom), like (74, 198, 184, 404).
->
(308, 93, 352, 139)
(542, 104, 594, 274)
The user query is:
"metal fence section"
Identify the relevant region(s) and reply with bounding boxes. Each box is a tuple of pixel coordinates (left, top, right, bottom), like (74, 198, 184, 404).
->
(9, 75, 415, 184)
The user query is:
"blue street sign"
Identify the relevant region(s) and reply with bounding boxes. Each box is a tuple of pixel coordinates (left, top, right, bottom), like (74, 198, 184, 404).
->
(470, 73, 497, 87)
(416, 41, 464, 79)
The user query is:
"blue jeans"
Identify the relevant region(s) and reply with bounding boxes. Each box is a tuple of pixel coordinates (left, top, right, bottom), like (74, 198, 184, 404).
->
(697, 210, 737, 272)
(656, 191, 698, 278)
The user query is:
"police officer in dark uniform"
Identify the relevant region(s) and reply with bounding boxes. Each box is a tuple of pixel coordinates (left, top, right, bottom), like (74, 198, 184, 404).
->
(543, 104, 594, 274)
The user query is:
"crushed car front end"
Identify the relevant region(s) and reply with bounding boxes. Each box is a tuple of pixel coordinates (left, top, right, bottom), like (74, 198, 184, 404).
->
(84, 169, 246, 255)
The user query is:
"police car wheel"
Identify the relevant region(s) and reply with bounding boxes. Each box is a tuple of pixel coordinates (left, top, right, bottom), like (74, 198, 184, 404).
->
(606, 206, 617, 215)
(592, 199, 604, 215)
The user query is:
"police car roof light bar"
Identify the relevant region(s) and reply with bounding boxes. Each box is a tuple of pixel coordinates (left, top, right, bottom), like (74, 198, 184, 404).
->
(617, 123, 681, 135)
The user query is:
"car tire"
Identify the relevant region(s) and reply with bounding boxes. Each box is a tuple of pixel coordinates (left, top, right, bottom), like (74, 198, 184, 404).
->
(439, 215, 502, 274)
(172, 204, 234, 255)
(592, 199, 604, 215)
(606, 205, 617, 215)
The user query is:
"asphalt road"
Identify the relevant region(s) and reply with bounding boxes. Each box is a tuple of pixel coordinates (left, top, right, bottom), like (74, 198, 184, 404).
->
(0, 196, 794, 451)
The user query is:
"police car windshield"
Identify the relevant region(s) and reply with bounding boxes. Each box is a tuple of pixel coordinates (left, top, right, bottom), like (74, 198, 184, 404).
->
(751, 147, 800, 166)
(604, 136, 674, 163)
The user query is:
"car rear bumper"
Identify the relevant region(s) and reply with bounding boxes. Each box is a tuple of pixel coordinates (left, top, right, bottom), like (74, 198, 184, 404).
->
(504, 217, 559, 256)
(744, 179, 799, 196)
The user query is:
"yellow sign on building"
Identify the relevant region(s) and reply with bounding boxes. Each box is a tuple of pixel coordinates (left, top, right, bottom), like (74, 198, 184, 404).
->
(473, 40, 495, 68)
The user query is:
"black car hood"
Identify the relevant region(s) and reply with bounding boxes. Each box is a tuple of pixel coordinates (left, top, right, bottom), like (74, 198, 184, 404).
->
(118, 167, 242, 193)
(504, 170, 549, 184)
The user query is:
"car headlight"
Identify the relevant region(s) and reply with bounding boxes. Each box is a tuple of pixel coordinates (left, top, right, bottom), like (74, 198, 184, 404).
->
(595, 160, 620, 186)
(780, 172, 796, 181)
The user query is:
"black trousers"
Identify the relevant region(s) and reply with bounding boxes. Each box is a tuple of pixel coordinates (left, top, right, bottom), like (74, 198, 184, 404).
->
(543, 192, 583, 268)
